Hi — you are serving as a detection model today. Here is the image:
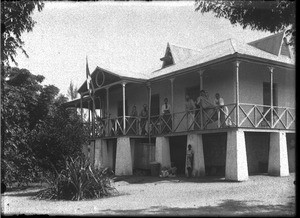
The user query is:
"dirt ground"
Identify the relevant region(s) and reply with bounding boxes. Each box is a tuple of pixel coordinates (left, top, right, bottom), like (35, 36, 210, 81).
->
(1, 173, 296, 216)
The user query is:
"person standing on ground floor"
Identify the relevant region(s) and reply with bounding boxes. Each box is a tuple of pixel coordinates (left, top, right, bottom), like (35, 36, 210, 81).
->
(186, 144, 194, 178)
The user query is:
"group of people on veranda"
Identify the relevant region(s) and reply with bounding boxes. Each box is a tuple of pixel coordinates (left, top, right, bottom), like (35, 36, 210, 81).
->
(185, 90, 232, 130)
(97, 89, 232, 136)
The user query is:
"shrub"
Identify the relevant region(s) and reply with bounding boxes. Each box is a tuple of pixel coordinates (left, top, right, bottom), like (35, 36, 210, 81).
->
(35, 156, 117, 201)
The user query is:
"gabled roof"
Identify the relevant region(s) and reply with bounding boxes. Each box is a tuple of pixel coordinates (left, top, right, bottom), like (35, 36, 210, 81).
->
(151, 38, 294, 79)
(248, 31, 291, 58)
(78, 65, 149, 93)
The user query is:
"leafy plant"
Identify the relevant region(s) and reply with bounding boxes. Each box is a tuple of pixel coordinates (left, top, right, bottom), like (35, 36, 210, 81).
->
(35, 156, 118, 201)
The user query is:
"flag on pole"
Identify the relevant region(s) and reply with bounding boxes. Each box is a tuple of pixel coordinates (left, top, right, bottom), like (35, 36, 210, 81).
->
(86, 56, 95, 96)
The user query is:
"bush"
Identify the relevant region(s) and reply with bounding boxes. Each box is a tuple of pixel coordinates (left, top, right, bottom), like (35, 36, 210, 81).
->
(35, 156, 117, 201)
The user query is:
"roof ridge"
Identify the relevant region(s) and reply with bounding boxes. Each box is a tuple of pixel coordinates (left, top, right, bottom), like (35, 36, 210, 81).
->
(168, 43, 202, 53)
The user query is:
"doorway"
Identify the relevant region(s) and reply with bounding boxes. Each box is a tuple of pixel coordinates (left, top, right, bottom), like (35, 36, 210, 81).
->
(203, 133, 227, 177)
(169, 136, 187, 175)
(245, 132, 270, 175)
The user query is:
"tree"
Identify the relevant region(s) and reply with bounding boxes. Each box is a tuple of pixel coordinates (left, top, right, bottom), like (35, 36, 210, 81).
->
(1, 67, 89, 185)
(67, 81, 78, 100)
(1, 1, 44, 66)
(1, 67, 56, 185)
(30, 94, 88, 173)
(195, 0, 295, 46)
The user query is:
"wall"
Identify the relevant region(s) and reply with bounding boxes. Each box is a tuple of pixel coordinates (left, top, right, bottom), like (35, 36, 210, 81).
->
(239, 62, 295, 107)
(108, 83, 148, 118)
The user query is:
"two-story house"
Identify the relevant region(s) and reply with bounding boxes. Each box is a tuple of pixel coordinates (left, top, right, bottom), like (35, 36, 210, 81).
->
(64, 31, 295, 181)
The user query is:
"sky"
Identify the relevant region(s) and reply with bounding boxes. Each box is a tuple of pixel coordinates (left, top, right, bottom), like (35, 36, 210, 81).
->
(13, 1, 272, 96)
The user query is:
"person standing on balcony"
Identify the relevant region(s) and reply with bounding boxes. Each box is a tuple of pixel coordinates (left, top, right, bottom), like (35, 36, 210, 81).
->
(140, 104, 148, 135)
(196, 90, 217, 127)
(161, 97, 171, 133)
(185, 95, 195, 130)
(214, 93, 232, 127)
(186, 144, 194, 178)
(128, 105, 138, 135)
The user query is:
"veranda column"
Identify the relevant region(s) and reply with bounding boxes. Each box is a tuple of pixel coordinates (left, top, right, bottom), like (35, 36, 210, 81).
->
(199, 69, 204, 91)
(235, 61, 240, 127)
(199, 70, 204, 129)
(268, 132, 289, 176)
(225, 129, 248, 181)
(122, 82, 126, 135)
(186, 134, 205, 177)
(80, 95, 83, 121)
(115, 137, 133, 175)
(268, 67, 274, 128)
(106, 87, 110, 135)
(88, 100, 91, 134)
(92, 95, 96, 137)
(147, 82, 151, 141)
(170, 78, 175, 132)
(155, 137, 171, 168)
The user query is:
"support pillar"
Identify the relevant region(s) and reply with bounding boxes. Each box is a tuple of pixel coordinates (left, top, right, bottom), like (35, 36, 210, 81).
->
(186, 134, 205, 177)
(115, 137, 133, 176)
(225, 130, 248, 181)
(155, 137, 171, 168)
(94, 139, 109, 169)
(268, 132, 289, 176)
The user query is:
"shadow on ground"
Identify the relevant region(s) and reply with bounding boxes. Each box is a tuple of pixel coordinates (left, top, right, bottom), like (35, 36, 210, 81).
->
(113, 176, 233, 184)
(88, 199, 295, 216)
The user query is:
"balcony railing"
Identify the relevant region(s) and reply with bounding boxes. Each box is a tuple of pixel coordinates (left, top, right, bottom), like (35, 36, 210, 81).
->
(84, 103, 295, 138)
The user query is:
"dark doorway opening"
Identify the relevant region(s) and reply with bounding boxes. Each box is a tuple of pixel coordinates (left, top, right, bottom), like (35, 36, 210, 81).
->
(203, 133, 227, 177)
(151, 94, 160, 116)
(169, 136, 187, 175)
(286, 133, 295, 173)
(245, 132, 270, 175)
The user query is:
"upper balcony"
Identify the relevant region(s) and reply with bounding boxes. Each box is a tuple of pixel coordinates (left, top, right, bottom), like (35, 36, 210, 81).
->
(81, 102, 295, 139)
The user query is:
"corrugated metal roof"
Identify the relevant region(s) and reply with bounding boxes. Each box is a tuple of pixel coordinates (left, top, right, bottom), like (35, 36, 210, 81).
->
(169, 43, 202, 63)
(79, 33, 294, 89)
(150, 38, 294, 78)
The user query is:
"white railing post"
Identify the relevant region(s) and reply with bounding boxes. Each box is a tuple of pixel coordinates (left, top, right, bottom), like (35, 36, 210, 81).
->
(122, 82, 126, 135)
(268, 66, 274, 128)
(235, 61, 240, 127)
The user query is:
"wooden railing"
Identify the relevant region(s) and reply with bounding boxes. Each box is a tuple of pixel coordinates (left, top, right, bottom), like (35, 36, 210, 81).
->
(84, 103, 295, 138)
(238, 104, 295, 129)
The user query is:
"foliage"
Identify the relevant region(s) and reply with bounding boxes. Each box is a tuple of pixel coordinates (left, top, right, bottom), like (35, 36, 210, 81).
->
(29, 95, 89, 174)
(35, 156, 117, 201)
(1, 67, 58, 186)
(67, 81, 78, 100)
(1, 1, 44, 66)
(195, 0, 295, 46)
(1, 67, 88, 186)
